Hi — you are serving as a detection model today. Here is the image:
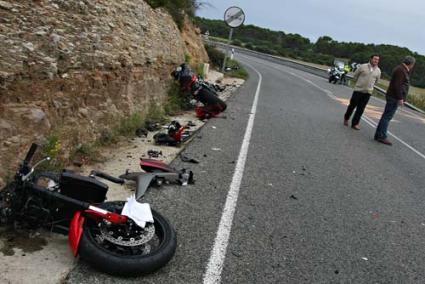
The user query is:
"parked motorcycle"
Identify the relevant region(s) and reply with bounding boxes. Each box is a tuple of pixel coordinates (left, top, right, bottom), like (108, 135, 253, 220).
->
(0, 143, 176, 276)
(327, 66, 346, 84)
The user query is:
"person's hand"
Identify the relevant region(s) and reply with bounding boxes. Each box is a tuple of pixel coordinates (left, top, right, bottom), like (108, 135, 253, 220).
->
(398, 99, 404, 106)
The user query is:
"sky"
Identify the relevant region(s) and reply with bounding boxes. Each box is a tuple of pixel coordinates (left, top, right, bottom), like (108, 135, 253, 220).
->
(196, 0, 425, 56)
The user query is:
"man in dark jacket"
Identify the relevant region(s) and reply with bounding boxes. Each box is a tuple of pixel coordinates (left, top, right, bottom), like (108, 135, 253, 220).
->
(374, 56, 416, 145)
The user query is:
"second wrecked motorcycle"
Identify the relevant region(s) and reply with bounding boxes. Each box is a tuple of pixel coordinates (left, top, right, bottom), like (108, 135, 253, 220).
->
(171, 63, 227, 119)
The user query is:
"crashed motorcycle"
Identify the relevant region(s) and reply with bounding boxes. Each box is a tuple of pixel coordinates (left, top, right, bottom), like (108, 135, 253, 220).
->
(0, 143, 176, 276)
(172, 64, 227, 119)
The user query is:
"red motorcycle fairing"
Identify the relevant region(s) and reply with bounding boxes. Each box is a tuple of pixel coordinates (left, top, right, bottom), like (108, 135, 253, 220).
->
(68, 208, 128, 256)
(195, 105, 222, 119)
(69, 211, 85, 257)
(173, 126, 187, 143)
(140, 158, 176, 173)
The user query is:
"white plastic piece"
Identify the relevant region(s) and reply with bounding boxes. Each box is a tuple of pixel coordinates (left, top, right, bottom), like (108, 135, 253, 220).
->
(121, 195, 154, 228)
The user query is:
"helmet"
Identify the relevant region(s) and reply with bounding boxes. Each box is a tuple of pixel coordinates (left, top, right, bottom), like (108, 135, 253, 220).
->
(168, 120, 182, 136)
(171, 63, 187, 80)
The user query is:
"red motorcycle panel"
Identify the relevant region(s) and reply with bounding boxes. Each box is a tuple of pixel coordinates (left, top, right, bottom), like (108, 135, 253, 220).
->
(68, 211, 85, 257)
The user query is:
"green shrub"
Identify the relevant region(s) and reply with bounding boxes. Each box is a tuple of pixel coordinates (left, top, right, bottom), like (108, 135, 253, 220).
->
(184, 53, 191, 64)
(225, 59, 249, 80)
(193, 63, 204, 77)
(254, 45, 277, 55)
(97, 128, 117, 146)
(40, 135, 61, 159)
(245, 43, 254, 50)
(69, 142, 104, 164)
(116, 113, 144, 137)
(164, 82, 192, 115)
(146, 102, 167, 124)
(145, 0, 197, 30)
(232, 39, 243, 47)
(74, 143, 95, 157)
(408, 95, 425, 111)
(38, 134, 65, 171)
(205, 44, 225, 68)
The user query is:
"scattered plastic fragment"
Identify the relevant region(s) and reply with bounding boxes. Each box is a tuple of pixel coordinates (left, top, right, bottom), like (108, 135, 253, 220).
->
(135, 127, 148, 138)
(147, 150, 162, 158)
(180, 154, 199, 164)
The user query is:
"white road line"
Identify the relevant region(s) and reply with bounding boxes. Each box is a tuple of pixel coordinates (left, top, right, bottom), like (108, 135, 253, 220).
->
(362, 115, 378, 127)
(386, 131, 425, 159)
(362, 115, 425, 159)
(203, 61, 262, 284)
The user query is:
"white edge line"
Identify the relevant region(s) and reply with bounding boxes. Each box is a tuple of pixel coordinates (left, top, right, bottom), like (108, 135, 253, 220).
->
(203, 61, 262, 284)
(387, 132, 425, 159)
(362, 115, 377, 127)
(362, 115, 425, 159)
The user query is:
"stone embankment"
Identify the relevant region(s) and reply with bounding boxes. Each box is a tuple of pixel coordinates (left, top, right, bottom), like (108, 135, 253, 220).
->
(0, 0, 209, 186)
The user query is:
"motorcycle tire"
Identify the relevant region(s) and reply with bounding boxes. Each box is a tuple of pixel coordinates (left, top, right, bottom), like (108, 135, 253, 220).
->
(78, 201, 177, 277)
(196, 87, 227, 112)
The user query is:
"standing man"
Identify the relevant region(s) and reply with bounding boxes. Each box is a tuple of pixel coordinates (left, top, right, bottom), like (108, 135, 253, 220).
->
(344, 55, 381, 130)
(374, 56, 416, 145)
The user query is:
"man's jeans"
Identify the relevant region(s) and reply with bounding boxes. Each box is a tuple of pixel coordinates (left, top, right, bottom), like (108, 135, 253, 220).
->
(375, 96, 399, 140)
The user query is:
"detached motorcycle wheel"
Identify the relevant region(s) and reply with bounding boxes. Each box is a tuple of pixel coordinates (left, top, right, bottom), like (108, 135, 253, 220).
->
(78, 201, 177, 277)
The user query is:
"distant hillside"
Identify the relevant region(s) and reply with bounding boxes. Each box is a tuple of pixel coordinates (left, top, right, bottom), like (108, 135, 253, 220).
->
(195, 17, 425, 88)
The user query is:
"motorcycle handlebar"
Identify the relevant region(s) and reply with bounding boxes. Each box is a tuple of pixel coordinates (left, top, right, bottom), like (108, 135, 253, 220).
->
(89, 170, 125, 184)
(24, 143, 38, 164)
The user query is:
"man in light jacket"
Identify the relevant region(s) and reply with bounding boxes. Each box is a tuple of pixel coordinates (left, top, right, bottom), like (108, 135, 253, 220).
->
(344, 55, 381, 130)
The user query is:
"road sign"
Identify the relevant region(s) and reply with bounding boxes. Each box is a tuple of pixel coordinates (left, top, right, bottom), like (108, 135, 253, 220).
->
(221, 6, 245, 72)
(224, 6, 245, 28)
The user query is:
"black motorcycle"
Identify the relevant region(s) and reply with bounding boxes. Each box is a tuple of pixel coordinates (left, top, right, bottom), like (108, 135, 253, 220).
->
(0, 143, 176, 276)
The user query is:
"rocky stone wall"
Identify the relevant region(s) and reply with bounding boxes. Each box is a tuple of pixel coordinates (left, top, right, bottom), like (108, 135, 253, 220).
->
(0, 0, 208, 186)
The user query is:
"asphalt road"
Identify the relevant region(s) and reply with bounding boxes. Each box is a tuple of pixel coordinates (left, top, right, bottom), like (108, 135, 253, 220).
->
(66, 53, 425, 283)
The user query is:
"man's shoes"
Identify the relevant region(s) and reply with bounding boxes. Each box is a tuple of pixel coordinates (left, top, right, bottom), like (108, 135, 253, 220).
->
(376, 138, 392, 146)
(343, 119, 349, 126)
(351, 125, 360, 130)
